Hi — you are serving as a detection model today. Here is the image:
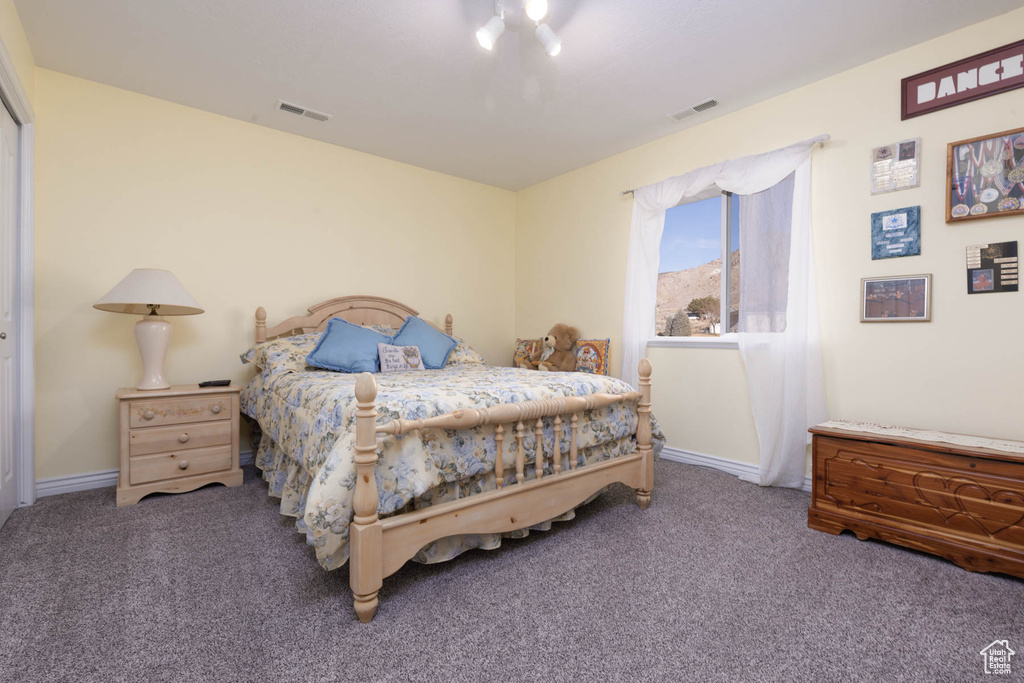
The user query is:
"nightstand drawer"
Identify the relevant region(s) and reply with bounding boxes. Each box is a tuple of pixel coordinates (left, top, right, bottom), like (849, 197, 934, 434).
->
(129, 420, 232, 456)
(129, 445, 233, 485)
(129, 394, 232, 428)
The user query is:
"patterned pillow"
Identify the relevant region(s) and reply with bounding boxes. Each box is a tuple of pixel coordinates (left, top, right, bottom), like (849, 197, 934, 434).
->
(378, 344, 425, 372)
(446, 336, 486, 366)
(574, 339, 610, 375)
(240, 333, 320, 375)
(513, 339, 540, 368)
(512, 337, 609, 375)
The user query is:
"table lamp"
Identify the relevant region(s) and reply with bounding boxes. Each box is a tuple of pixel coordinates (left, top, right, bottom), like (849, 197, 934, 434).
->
(94, 268, 204, 390)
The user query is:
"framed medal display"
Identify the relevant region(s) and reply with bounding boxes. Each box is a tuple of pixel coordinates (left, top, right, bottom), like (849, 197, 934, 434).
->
(946, 126, 1024, 223)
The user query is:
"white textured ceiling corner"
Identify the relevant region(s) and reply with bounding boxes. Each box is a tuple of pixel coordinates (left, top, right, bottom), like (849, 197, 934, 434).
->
(14, 0, 1023, 190)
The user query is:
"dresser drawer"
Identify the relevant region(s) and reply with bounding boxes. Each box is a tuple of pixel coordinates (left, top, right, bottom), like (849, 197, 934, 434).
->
(129, 445, 233, 485)
(128, 394, 232, 428)
(129, 420, 232, 457)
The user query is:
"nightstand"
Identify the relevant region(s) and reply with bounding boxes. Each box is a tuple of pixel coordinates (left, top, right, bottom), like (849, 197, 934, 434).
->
(115, 384, 243, 506)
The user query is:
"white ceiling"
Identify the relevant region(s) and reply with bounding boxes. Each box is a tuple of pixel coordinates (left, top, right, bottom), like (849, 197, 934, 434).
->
(15, 1, 1022, 190)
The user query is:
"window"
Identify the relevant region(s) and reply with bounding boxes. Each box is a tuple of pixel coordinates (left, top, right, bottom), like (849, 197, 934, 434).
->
(655, 193, 739, 338)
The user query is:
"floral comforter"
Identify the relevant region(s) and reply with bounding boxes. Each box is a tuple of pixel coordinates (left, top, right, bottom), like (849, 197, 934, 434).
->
(240, 338, 664, 570)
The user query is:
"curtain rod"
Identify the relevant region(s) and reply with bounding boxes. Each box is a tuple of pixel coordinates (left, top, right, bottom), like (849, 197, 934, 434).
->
(619, 137, 829, 197)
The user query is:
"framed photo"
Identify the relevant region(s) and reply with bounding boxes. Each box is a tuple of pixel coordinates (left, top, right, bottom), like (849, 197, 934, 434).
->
(946, 126, 1024, 223)
(860, 274, 931, 322)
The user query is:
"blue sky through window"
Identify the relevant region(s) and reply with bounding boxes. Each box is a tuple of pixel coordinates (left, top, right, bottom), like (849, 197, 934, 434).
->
(658, 195, 739, 273)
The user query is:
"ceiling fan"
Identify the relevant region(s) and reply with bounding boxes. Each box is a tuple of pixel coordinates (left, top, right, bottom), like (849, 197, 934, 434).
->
(476, 0, 562, 57)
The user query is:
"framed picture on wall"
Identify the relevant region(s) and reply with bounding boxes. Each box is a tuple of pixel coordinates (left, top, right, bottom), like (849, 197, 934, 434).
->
(870, 206, 921, 260)
(860, 274, 931, 322)
(946, 126, 1024, 223)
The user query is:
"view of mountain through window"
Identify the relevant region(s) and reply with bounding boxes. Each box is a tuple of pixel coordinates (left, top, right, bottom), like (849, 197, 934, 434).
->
(656, 194, 740, 337)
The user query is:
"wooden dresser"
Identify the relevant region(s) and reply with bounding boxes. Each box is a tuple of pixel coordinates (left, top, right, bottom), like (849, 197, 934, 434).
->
(116, 384, 243, 507)
(808, 422, 1024, 579)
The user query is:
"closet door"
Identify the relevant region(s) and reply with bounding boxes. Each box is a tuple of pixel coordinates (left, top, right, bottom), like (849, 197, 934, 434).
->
(0, 101, 19, 529)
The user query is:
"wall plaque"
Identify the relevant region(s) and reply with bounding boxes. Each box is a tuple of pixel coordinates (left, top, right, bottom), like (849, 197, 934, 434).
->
(902, 39, 1024, 120)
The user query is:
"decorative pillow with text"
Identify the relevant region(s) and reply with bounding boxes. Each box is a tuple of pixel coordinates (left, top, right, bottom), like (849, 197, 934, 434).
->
(378, 343, 425, 373)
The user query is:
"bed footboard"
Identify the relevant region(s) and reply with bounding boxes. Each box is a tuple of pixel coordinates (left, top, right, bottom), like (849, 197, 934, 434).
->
(349, 359, 654, 623)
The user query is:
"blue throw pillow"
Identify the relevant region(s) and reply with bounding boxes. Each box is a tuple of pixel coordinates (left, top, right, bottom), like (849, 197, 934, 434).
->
(305, 318, 393, 373)
(391, 316, 457, 370)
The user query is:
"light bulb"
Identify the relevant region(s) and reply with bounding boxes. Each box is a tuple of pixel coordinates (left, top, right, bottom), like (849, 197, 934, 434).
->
(476, 15, 505, 50)
(535, 23, 561, 57)
(525, 0, 548, 22)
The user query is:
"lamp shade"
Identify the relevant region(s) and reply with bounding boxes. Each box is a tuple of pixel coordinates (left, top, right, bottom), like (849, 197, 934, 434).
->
(536, 23, 561, 57)
(476, 15, 505, 50)
(93, 268, 204, 316)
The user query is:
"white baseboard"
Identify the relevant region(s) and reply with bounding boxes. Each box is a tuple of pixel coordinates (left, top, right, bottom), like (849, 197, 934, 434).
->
(660, 446, 812, 492)
(35, 468, 119, 497)
(33, 447, 807, 499)
(34, 449, 255, 499)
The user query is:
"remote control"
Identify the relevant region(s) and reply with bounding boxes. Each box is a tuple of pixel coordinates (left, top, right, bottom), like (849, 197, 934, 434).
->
(198, 379, 231, 387)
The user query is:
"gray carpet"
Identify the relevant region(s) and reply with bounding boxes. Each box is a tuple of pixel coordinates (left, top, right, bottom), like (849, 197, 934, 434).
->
(1, 461, 1021, 682)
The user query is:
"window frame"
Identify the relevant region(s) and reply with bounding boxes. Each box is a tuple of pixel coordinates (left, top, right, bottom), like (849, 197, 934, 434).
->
(649, 191, 738, 348)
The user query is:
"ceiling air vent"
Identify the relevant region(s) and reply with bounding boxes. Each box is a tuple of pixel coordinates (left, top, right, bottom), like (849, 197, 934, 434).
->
(276, 99, 332, 123)
(668, 98, 719, 122)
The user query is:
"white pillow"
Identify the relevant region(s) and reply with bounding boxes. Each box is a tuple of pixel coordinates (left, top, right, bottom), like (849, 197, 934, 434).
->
(377, 343, 425, 373)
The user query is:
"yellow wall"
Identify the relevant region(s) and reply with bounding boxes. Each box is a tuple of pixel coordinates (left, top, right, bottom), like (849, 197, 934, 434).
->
(34, 68, 516, 479)
(30, 7, 1024, 480)
(0, 0, 33, 105)
(517, 8, 1024, 462)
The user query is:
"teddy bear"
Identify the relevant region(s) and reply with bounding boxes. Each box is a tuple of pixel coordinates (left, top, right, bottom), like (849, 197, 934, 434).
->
(523, 324, 579, 372)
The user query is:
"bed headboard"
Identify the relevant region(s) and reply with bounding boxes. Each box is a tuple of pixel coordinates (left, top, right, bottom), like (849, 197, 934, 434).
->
(255, 295, 453, 343)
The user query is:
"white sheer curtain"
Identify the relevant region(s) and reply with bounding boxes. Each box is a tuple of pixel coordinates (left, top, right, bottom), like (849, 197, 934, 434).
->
(621, 134, 828, 488)
(737, 162, 827, 487)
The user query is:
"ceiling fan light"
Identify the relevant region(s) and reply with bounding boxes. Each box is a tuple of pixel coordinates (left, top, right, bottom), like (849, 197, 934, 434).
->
(525, 0, 548, 22)
(476, 15, 505, 50)
(535, 23, 561, 57)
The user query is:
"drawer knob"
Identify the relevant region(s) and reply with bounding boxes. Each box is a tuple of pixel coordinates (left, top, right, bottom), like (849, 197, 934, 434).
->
(178, 460, 189, 470)
(143, 410, 155, 420)
(211, 405, 222, 414)
(178, 433, 190, 444)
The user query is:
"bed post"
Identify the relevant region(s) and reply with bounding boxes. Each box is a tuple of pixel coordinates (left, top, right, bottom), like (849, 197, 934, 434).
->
(351, 373, 383, 623)
(445, 313, 453, 336)
(636, 358, 653, 509)
(255, 307, 266, 344)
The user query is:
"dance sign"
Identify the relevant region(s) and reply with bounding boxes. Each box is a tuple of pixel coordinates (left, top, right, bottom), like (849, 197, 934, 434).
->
(902, 39, 1024, 120)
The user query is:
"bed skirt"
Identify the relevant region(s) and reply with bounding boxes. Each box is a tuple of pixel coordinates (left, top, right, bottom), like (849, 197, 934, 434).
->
(251, 423, 595, 570)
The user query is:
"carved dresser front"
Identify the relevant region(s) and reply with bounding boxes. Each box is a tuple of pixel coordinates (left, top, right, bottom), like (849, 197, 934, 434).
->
(808, 421, 1024, 579)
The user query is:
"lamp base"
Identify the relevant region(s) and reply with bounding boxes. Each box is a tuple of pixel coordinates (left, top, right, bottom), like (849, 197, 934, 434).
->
(135, 315, 172, 390)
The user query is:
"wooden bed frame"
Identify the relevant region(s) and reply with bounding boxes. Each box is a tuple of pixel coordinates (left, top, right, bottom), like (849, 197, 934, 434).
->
(253, 296, 654, 622)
